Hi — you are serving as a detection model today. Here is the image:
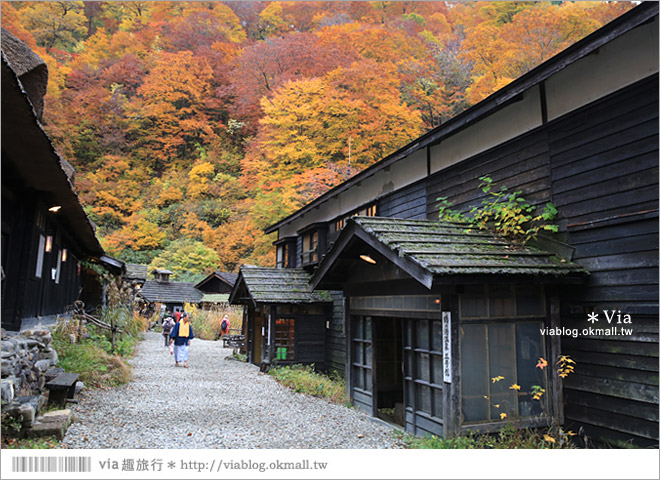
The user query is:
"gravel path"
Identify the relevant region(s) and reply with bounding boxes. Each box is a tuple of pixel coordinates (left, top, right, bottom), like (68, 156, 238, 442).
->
(61, 331, 404, 449)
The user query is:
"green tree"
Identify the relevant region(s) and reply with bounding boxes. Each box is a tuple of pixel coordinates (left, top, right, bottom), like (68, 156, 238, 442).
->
(149, 239, 220, 282)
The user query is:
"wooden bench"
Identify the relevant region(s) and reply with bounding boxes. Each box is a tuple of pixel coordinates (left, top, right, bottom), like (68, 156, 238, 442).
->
(45, 373, 79, 407)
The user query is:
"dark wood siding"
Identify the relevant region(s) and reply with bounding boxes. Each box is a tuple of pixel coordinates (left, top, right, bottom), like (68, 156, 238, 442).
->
(549, 75, 659, 447)
(294, 314, 326, 366)
(326, 292, 346, 375)
(426, 129, 552, 221)
(418, 74, 658, 446)
(378, 180, 427, 220)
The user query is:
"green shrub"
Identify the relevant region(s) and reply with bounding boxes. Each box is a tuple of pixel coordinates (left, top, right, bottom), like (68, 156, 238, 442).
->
(269, 364, 347, 404)
(400, 424, 577, 449)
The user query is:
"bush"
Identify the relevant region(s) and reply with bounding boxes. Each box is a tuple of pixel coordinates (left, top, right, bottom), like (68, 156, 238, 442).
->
(52, 325, 132, 388)
(401, 423, 578, 449)
(51, 307, 141, 388)
(269, 364, 347, 404)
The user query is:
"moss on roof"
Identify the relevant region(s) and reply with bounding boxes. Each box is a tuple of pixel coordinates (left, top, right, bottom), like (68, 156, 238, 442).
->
(237, 267, 332, 304)
(352, 217, 588, 278)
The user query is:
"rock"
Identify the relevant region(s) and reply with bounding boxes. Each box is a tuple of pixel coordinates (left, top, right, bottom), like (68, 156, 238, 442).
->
(1, 378, 15, 403)
(27, 421, 65, 440)
(14, 394, 47, 413)
(38, 348, 58, 364)
(75, 381, 85, 394)
(16, 403, 36, 428)
(1, 340, 16, 355)
(40, 409, 73, 426)
(34, 359, 53, 372)
(44, 367, 64, 382)
(1, 358, 15, 373)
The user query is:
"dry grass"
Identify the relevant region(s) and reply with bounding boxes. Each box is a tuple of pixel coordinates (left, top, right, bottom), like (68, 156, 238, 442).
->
(187, 305, 244, 340)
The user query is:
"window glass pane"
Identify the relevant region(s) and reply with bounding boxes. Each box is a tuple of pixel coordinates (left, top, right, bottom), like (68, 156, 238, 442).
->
(460, 324, 489, 422)
(417, 384, 431, 414)
(365, 318, 372, 341)
(433, 387, 443, 419)
(488, 324, 516, 420)
(365, 344, 372, 367)
(416, 352, 430, 383)
(489, 285, 515, 317)
(460, 285, 487, 318)
(35, 234, 45, 278)
(405, 320, 412, 347)
(431, 321, 443, 351)
(354, 366, 363, 389)
(405, 352, 412, 377)
(416, 319, 428, 349)
(516, 285, 545, 316)
(366, 368, 372, 390)
(516, 322, 546, 417)
(406, 380, 414, 408)
(355, 342, 363, 364)
(431, 354, 443, 385)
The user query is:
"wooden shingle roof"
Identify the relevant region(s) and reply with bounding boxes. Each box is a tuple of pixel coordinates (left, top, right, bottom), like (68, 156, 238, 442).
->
(229, 267, 332, 306)
(139, 280, 203, 304)
(125, 263, 148, 281)
(312, 217, 588, 290)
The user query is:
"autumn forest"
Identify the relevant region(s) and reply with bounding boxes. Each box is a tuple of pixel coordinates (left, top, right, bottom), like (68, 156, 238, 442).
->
(1, 1, 633, 281)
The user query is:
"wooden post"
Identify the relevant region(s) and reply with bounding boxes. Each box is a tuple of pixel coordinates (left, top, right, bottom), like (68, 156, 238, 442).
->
(111, 314, 116, 353)
(550, 290, 563, 428)
(442, 295, 460, 439)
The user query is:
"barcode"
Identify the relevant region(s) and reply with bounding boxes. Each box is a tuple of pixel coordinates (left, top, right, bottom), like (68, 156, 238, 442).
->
(12, 456, 91, 473)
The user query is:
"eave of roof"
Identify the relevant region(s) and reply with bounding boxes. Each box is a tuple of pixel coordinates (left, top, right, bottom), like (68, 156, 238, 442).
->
(311, 217, 589, 290)
(265, 3, 658, 235)
(229, 267, 332, 306)
(1, 55, 104, 257)
(138, 281, 204, 304)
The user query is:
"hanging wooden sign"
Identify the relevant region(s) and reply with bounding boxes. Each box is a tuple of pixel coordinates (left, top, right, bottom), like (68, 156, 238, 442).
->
(442, 312, 452, 383)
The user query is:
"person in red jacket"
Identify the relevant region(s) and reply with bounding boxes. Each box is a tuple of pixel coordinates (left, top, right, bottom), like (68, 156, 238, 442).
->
(173, 310, 182, 323)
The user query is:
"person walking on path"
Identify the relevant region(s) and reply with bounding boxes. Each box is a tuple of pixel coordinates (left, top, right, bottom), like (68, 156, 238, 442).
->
(162, 314, 175, 347)
(169, 312, 194, 367)
(220, 314, 230, 336)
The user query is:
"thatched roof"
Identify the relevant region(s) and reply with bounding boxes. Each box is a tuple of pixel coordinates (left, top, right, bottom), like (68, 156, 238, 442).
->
(1, 35, 103, 257)
(1, 28, 47, 120)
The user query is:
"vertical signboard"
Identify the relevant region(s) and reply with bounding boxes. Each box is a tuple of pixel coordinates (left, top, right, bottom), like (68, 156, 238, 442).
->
(442, 312, 452, 383)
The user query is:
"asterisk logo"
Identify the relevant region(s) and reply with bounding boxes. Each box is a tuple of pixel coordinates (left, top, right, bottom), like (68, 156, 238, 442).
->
(587, 312, 599, 324)
(168, 462, 176, 470)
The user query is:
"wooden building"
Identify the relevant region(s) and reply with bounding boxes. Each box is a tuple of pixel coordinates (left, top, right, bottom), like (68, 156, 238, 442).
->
(196, 271, 238, 295)
(1, 29, 107, 331)
(229, 267, 333, 368)
(260, 5, 659, 447)
(138, 269, 203, 313)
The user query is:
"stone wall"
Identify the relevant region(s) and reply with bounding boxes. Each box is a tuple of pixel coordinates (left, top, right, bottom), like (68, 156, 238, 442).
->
(1, 328, 62, 434)
(1, 328, 59, 404)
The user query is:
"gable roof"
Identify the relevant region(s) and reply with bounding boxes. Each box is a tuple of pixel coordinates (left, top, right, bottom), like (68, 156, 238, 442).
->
(138, 280, 203, 304)
(229, 267, 332, 307)
(1, 34, 104, 258)
(265, 3, 658, 235)
(195, 271, 238, 290)
(311, 217, 589, 290)
(125, 263, 148, 281)
(201, 293, 230, 304)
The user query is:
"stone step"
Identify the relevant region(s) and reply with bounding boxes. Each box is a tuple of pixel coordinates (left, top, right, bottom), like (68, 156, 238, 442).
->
(27, 409, 74, 441)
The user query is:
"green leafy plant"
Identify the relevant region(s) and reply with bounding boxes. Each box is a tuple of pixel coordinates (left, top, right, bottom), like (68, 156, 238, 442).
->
(438, 176, 559, 244)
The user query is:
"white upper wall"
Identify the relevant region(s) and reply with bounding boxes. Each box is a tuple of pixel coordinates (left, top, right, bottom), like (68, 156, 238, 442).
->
(546, 15, 659, 121)
(278, 147, 426, 237)
(274, 13, 659, 238)
(430, 86, 543, 173)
